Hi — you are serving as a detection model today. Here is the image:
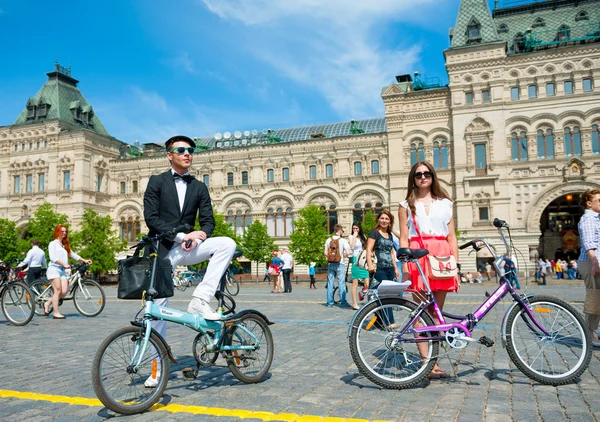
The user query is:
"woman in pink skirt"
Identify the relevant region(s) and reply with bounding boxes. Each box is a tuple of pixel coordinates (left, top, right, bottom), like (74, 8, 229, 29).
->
(398, 161, 459, 378)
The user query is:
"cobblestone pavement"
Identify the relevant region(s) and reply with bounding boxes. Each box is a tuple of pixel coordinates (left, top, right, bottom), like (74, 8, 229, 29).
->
(0, 280, 598, 422)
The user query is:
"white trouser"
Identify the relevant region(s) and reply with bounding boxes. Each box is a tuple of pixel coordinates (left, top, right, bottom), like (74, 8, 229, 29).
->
(151, 236, 237, 339)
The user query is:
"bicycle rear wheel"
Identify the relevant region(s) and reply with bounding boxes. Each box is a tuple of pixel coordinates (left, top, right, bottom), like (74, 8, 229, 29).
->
(506, 296, 592, 385)
(92, 326, 170, 415)
(30, 279, 53, 316)
(174, 276, 188, 292)
(349, 297, 438, 389)
(1, 281, 35, 326)
(225, 312, 273, 383)
(225, 274, 240, 296)
(333, 286, 341, 304)
(73, 279, 105, 317)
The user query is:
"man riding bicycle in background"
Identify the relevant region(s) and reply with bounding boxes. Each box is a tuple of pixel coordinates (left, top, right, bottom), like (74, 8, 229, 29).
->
(143, 135, 236, 386)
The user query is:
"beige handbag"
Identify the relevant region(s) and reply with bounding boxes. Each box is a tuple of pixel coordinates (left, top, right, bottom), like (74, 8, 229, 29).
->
(411, 210, 458, 280)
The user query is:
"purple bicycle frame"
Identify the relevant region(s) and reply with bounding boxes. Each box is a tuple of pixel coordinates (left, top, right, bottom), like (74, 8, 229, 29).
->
(397, 268, 550, 342)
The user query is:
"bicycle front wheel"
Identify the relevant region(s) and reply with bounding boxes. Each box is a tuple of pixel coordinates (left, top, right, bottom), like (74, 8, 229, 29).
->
(506, 296, 592, 385)
(30, 279, 53, 316)
(92, 326, 170, 415)
(73, 279, 106, 317)
(349, 297, 439, 389)
(225, 312, 274, 383)
(1, 281, 35, 326)
(174, 276, 187, 292)
(225, 274, 240, 296)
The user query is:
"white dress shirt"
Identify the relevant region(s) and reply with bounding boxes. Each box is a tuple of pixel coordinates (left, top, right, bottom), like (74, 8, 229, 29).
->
(19, 246, 47, 268)
(48, 239, 81, 267)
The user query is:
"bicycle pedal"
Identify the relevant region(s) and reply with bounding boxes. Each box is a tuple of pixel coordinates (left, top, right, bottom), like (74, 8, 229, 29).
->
(182, 367, 198, 380)
(478, 336, 494, 347)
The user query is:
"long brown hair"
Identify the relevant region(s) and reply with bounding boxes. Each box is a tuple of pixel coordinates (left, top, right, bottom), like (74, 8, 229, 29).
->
(405, 161, 451, 216)
(53, 225, 72, 256)
(351, 222, 367, 245)
(375, 210, 394, 234)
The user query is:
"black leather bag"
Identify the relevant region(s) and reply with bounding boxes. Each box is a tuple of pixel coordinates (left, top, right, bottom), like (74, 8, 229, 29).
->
(117, 248, 174, 300)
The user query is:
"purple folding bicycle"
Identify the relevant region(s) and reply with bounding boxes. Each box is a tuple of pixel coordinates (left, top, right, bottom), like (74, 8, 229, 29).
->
(348, 218, 592, 389)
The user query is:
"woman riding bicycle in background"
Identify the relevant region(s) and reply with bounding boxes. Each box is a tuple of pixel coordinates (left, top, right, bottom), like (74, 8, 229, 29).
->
(398, 161, 459, 379)
(45, 225, 92, 319)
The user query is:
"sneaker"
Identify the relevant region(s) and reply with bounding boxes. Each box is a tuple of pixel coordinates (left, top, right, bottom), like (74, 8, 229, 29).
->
(187, 297, 221, 321)
(144, 371, 161, 388)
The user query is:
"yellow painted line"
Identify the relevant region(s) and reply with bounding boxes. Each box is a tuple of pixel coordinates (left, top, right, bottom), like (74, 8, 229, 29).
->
(0, 389, 387, 421)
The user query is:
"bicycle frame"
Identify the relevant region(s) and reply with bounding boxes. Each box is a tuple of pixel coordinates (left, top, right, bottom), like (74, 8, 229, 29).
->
(129, 234, 263, 373)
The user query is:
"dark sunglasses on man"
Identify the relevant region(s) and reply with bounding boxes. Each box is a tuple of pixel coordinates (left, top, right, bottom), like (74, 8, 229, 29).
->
(414, 171, 433, 179)
(169, 146, 196, 155)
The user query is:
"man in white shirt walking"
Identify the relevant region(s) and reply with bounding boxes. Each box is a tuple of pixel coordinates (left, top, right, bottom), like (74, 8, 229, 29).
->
(18, 239, 47, 285)
(324, 224, 352, 308)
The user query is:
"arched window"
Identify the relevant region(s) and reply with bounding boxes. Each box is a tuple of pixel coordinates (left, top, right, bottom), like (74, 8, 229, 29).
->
(575, 11, 589, 22)
(241, 171, 248, 185)
(498, 23, 508, 34)
(536, 129, 555, 159)
(325, 164, 333, 178)
(556, 25, 570, 41)
(433, 140, 449, 169)
(353, 202, 383, 224)
(354, 161, 362, 176)
(514, 32, 525, 53)
(227, 172, 234, 186)
(266, 207, 293, 237)
(282, 167, 289, 181)
(321, 205, 338, 233)
(564, 127, 582, 156)
(267, 169, 274, 183)
(511, 131, 528, 161)
(532, 17, 545, 28)
(467, 19, 481, 44)
(592, 124, 600, 154)
(371, 160, 379, 174)
(120, 217, 141, 242)
(410, 140, 425, 165)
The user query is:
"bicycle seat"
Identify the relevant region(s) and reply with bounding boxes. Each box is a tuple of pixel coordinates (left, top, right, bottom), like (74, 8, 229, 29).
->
(396, 248, 429, 260)
(232, 248, 243, 259)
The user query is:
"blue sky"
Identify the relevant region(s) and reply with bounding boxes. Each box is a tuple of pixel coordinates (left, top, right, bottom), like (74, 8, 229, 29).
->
(0, 0, 494, 144)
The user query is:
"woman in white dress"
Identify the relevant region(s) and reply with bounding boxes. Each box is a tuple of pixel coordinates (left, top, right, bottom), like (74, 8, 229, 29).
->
(45, 225, 92, 319)
(349, 223, 369, 309)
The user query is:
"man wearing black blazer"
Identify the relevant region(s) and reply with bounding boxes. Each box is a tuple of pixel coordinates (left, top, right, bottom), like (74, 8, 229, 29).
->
(143, 135, 236, 387)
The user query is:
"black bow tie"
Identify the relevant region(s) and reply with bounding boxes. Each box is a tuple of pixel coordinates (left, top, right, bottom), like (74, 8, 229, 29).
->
(173, 173, 194, 183)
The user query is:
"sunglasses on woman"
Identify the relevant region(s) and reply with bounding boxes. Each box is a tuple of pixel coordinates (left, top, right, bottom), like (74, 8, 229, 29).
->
(169, 147, 196, 155)
(414, 171, 433, 179)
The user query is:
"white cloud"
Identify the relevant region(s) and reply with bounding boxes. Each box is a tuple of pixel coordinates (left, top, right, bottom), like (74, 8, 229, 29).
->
(163, 52, 195, 73)
(200, 0, 447, 118)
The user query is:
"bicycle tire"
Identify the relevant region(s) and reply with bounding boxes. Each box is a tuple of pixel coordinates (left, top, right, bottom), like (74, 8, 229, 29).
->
(505, 295, 592, 385)
(92, 325, 170, 415)
(1, 281, 35, 326)
(73, 279, 106, 317)
(174, 276, 188, 292)
(30, 279, 53, 316)
(349, 297, 439, 389)
(225, 312, 274, 383)
(333, 286, 341, 304)
(225, 274, 240, 296)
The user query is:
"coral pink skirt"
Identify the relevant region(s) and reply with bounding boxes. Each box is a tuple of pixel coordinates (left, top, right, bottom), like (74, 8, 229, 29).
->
(407, 236, 458, 292)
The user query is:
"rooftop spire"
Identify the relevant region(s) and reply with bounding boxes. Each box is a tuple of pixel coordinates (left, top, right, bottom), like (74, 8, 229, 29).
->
(450, 0, 500, 48)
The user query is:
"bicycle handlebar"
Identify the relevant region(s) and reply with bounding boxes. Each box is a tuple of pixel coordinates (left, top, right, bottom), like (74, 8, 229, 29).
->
(132, 224, 193, 249)
(459, 217, 512, 261)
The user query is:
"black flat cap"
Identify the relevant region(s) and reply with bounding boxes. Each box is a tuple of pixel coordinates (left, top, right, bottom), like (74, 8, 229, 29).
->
(165, 135, 196, 150)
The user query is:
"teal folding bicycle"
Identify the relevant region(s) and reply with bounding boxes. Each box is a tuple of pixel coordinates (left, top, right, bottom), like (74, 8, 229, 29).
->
(91, 225, 274, 415)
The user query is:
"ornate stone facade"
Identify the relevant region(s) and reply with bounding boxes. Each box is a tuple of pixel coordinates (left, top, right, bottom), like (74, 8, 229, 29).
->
(1, 0, 600, 273)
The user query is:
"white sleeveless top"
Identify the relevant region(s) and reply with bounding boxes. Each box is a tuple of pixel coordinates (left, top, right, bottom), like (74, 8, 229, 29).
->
(351, 237, 363, 258)
(399, 198, 453, 238)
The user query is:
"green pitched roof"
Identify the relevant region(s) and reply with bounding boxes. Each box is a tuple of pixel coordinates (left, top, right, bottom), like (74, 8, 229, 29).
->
(492, 0, 600, 54)
(451, 0, 500, 48)
(13, 63, 111, 137)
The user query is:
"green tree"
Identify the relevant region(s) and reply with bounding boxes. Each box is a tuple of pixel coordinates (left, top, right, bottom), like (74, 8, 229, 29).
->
(0, 219, 20, 262)
(242, 220, 276, 277)
(27, 202, 69, 253)
(289, 204, 329, 266)
(361, 209, 378, 235)
(69, 208, 127, 276)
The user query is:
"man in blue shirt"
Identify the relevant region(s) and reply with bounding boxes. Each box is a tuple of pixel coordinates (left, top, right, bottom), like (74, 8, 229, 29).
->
(503, 254, 520, 289)
(577, 190, 600, 347)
